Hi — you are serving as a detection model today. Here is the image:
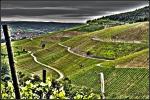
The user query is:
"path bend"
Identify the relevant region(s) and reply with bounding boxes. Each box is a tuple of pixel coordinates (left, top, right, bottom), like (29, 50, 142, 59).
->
(58, 43, 112, 61)
(30, 53, 64, 81)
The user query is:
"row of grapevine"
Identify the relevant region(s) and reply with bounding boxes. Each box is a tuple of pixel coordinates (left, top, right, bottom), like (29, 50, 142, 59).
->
(1, 71, 99, 99)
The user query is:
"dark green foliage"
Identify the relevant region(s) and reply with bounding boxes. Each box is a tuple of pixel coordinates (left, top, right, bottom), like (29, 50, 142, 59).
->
(22, 48, 27, 53)
(99, 6, 149, 23)
(17, 51, 21, 55)
(1, 63, 11, 81)
(135, 17, 149, 22)
(86, 51, 92, 56)
(32, 75, 41, 83)
(42, 44, 46, 49)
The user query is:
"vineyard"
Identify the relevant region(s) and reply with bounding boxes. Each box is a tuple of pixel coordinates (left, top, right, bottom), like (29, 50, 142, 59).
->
(1, 21, 149, 99)
(70, 67, 149, 99)
(63, 39, 147, 59)
(1, 69, 99, 99)
(63, 22, 148, 46)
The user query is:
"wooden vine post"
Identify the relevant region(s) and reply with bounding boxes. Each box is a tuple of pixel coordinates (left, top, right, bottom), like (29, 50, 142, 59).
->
(2, 25, 21, 99)
(43, 69, 46, 83)
(99, 72, 105, 99)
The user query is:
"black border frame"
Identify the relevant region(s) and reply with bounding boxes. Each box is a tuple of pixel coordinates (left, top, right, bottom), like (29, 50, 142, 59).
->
(0, 0, 150, 99)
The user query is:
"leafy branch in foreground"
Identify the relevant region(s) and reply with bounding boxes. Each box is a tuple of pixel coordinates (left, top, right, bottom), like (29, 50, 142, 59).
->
(1, 71, 99, 99)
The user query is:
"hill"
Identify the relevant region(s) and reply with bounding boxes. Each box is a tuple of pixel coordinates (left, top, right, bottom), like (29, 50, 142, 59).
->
(1, 21, 149, 99)
(62, 22, 148, 59)
(87, 6, 149, 23)
(1, 21, 81, 40)
(52, 6, 149, 37)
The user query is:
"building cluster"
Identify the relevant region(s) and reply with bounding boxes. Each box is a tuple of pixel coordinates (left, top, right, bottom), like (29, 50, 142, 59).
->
(10, 32, 43, 40)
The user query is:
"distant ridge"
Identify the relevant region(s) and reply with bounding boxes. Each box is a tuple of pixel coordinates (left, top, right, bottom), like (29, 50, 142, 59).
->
(0, 21, 82, 40)
(87, 6, 149, 23)
(0, 21, 81, 33)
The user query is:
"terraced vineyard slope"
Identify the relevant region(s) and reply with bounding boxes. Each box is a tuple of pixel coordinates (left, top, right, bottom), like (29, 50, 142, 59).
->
(2, 21, 149, 99)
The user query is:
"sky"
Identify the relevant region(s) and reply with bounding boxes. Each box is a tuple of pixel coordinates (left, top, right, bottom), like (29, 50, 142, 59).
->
(1, 0, 149, 23)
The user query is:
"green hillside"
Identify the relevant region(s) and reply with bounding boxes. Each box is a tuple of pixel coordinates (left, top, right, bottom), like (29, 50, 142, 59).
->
(63, 22, 148, 44)
(70, 66, 149, 99)
(88, 6, 149, 23)
(2, 21, 149, 99)
(62, 22, 148, 59)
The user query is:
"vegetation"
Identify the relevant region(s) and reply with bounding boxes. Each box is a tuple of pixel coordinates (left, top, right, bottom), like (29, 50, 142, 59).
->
(88, 6, 149, 23)
(71, 19, 124, 32)
(16, 44, 103, 76)
(70, 67, 149, 99)
(1, 19, 149, 99)
(1, 70, 99, 99)
(92, 22, 148, 41)
(1, 21, 81, 34)
(1, 63, 10, 82)
(63, 38, 147, 59)
(62, 22, 148, 49)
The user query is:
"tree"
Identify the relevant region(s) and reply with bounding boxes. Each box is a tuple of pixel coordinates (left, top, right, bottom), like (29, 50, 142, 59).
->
(42, 44, 46, 49)
(23, 48, 26, 52)
(86, 51, 92, 56)
(87, 20, 92, 23)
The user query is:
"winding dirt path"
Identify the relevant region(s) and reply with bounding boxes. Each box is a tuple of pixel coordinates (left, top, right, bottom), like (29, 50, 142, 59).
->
(91, 37, 142, 44)
(58, 43, 112, 61)
(30, 53, 64, 81)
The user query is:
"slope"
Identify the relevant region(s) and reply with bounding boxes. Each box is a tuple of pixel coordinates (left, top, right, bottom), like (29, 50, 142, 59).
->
(4, 21, 149, 99)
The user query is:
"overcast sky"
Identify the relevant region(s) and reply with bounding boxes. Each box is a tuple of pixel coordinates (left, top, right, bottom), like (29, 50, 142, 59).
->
(1, 0, 149, 23)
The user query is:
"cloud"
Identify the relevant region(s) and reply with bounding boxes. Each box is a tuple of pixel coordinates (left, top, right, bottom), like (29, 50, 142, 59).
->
(2, 7, 79, 10)
(1, 0, 149, 23)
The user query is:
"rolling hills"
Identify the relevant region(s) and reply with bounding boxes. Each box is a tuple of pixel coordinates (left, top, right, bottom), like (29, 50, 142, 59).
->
(1, 21, 149, 99)
(1, 21, 82, 41)
(88, 6, 149, 23)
